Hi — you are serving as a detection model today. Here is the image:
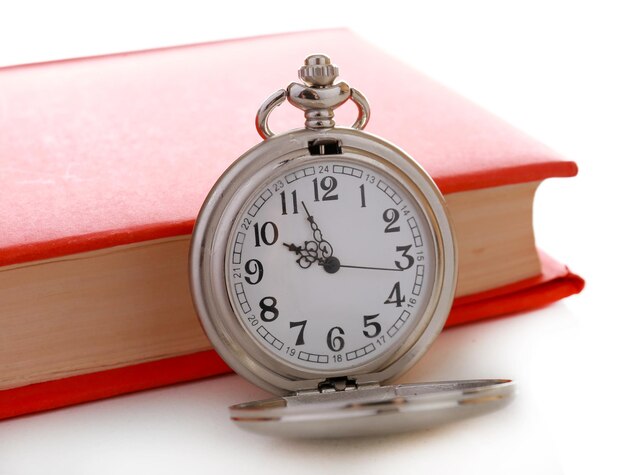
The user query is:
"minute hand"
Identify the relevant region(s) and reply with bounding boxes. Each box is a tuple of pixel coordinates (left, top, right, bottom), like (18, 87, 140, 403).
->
(301, 201, 333, 259)
(302, 202, 324, 242)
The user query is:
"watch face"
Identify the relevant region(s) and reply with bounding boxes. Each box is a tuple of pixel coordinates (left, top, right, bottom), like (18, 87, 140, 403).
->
(225, 157, 437, 372)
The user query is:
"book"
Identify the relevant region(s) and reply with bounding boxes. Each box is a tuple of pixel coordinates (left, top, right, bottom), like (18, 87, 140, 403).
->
(0, 29, 584, 420)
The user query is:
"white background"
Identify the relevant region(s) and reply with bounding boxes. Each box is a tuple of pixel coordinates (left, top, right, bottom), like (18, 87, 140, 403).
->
(1, 0, 624, 473)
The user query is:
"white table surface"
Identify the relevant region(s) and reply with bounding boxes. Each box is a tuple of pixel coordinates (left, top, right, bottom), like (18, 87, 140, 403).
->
(1, 1, 624, 473)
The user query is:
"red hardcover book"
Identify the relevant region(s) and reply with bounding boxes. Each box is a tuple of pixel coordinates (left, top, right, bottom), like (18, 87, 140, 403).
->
(0, 29, 583, 420)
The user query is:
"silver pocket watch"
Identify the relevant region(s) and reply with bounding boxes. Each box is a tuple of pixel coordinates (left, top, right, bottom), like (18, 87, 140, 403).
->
(189, 54, 514, 438)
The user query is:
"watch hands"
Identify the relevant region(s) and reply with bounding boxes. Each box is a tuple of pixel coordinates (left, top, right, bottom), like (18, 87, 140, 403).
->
(286, 202, 402, 273)
(282, 243, 303, 253)
(282, 241, 326, 270)
(336, 264, 403, 272)
(283, 242, 402, 274)
(301, 201, 333, 259)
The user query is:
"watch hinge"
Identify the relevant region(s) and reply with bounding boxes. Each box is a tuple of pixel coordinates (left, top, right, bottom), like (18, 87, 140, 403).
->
(295, 378, 381, 396)
(317, 377, 358, 393)
(308, 138, 343, 156)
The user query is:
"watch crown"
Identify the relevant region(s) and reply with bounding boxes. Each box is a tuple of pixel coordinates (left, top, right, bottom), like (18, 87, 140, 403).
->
(298, 54, 339, 87)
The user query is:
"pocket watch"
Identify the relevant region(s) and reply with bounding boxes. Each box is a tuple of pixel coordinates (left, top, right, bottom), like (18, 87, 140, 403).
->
(189, 54, 514, 438)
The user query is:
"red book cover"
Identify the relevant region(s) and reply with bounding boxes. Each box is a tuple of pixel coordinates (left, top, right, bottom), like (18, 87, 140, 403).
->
(0, 29, 583, 419)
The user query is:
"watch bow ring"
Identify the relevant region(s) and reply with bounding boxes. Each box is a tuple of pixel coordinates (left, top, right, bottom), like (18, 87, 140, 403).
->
(255, 54, 370, 139)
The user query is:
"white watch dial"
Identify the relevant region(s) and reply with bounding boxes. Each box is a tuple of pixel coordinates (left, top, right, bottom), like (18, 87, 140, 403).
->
(226, 158, 436, 372)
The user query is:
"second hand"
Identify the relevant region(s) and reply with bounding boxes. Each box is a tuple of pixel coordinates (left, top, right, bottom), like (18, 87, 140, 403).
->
(337, 263, 403, 272)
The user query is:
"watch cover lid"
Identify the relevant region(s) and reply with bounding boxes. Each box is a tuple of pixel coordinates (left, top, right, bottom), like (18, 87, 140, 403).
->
(229, 379, 515, 438)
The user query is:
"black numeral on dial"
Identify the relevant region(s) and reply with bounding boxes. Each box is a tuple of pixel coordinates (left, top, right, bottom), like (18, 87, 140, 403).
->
(363, 314, 381, 338)
(259, 296, 279, 322)
(289, 320, 307, 346)
(394, 244, 414, 270)
(280, 190, 299, 215)
(384, 282, 406, 307)
(383, 208, 400, 232)
(313, 176, 338, 201)
(327, 326, 345, 352)
(244, 259, 264, 285)
(253, 221, 278, 247)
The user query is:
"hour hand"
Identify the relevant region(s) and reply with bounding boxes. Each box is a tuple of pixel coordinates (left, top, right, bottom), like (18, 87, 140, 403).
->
(283, 242, 302, 254)
(283, 241, 322, 269)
